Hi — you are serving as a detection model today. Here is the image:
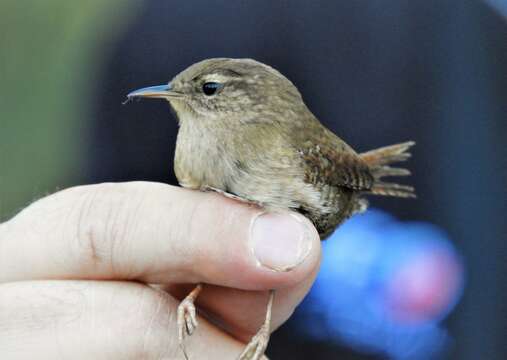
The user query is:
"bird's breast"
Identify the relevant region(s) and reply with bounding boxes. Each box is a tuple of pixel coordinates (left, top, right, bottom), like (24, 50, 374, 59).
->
(174, 122, 234, 190)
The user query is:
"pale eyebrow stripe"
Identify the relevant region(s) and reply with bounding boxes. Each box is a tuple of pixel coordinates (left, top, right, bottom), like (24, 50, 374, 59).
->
(192, 69, 242, 82)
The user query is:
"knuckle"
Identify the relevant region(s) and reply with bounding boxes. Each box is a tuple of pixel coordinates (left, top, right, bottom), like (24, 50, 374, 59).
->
(116, 287, 176, 359)
(70, 183, 144, 275)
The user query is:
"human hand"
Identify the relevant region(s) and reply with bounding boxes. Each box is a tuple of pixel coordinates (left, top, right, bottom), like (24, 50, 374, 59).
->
(0, 182, 321, 359)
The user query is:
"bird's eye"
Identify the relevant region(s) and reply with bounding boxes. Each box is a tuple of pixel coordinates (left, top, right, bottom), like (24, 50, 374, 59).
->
(202, 82, 222, 96)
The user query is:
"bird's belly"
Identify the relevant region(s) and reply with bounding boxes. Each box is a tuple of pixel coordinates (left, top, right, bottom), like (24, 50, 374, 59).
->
(175, 126, 359, 239)
(230, 169, 358, 237)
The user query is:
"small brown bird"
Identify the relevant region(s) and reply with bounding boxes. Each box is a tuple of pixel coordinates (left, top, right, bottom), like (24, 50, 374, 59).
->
(127, 58, 415, 360)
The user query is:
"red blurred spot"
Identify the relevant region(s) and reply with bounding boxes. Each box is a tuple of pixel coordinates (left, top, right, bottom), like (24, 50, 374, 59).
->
(385, 250, 463, 324)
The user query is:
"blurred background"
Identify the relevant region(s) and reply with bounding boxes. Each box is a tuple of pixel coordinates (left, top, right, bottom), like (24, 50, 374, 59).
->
(1, 1, 506, 359)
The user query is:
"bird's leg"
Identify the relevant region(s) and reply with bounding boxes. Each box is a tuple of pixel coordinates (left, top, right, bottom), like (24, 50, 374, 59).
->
(177, 283, 203, 360)
(238, 289, 275, 360)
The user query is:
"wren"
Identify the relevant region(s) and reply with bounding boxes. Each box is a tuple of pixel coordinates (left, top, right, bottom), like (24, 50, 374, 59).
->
(127, 58, 415, 360)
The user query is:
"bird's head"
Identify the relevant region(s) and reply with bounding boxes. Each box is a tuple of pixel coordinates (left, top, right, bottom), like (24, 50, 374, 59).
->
(127, 58, 305, 123)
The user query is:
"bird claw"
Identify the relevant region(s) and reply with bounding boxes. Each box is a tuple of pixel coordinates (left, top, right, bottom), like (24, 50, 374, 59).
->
(201, 186, 259, 206)
(237, 323, 271, 360)
(177, 296, 198, 359)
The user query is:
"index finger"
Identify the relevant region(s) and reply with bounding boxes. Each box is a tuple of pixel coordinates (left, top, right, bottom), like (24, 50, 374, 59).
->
(0, 182, 320, 290)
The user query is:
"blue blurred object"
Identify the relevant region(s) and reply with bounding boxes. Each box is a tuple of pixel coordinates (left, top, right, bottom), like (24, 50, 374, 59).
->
(293, 209, 464, 359)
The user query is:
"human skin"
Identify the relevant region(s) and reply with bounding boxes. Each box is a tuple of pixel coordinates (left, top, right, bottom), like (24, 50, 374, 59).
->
(0, 182, 321, 359)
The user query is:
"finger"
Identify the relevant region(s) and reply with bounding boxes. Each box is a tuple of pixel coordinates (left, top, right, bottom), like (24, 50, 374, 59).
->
(0, 280, 253, 360)
(0, 182, 321, 291)
(163, 259, 319, 341)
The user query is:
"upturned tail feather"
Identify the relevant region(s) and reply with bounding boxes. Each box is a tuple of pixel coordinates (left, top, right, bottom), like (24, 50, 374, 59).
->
(360, 141, 416, 198)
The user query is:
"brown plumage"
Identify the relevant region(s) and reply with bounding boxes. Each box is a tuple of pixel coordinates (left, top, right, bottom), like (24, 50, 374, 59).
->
(127, 58, 415, 360)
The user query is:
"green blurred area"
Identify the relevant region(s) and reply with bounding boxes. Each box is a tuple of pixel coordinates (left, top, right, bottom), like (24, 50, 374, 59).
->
(0, 1, 138, 221)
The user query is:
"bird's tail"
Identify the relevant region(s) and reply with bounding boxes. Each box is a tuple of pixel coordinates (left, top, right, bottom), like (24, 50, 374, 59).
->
(360, 141, 416, 198)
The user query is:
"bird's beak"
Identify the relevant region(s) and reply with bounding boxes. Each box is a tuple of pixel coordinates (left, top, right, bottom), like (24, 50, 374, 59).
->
(126, 84, 183, 100)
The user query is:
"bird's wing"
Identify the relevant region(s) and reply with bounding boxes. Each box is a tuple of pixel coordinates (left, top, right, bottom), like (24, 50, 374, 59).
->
(297, 140, 375, 191)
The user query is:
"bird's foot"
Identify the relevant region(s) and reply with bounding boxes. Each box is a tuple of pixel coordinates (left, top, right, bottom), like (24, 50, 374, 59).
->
(237, 323, 271, 360)
(177, 284, 202, 360)
(237, 290, 275, 360)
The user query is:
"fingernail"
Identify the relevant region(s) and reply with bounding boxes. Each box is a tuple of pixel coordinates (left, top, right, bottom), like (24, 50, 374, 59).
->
(251, 212, 315, 272)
